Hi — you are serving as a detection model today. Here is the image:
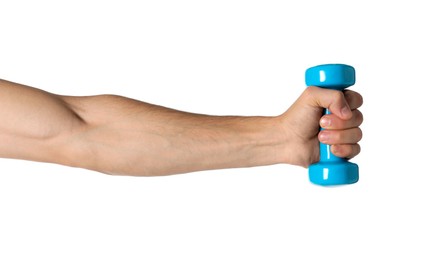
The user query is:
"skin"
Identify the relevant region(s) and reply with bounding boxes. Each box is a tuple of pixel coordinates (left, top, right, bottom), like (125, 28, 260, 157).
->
(0, 79, 363, 176)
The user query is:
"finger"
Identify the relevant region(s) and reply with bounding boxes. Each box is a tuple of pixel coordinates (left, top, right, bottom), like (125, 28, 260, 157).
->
(320, 109, 363, 130)
(318, 128, 363, 145)
(331, 144, 361, 159)
(343, 90, 363, 110)
(304, 86, 352, 120)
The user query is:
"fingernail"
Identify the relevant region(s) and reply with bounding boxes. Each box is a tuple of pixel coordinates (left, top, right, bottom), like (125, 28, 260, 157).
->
(319, 132, 329, 143)
(331, 145, 340, 155)
(320, 117, 331, 128)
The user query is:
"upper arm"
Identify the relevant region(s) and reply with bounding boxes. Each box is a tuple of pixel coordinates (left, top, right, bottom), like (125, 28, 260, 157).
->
(0, 79, 85, 164)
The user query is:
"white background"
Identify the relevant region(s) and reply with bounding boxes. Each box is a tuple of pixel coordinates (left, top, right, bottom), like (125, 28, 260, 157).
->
(0, 0, 441, 259)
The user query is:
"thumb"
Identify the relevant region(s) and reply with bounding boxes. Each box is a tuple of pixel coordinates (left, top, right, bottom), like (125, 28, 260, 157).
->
(306, 86, 352, 120)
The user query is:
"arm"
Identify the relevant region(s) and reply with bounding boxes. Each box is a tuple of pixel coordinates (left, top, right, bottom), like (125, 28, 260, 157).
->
(0, 79, 362, 176)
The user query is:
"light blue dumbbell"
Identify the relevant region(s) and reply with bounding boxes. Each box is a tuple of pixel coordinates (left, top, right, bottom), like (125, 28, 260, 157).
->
(305, 64, 359, 186)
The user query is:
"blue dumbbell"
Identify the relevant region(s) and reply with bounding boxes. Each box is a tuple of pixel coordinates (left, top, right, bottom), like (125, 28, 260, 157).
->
(305, 64, 359, 186)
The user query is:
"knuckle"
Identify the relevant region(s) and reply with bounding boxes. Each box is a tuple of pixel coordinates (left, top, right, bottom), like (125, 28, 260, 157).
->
(332, 90, 345, 101)
(357, 93, 364, 107)
(353, 144, 361, 157)
(345, 90, 363, 109)
(353, 109, 363, 124)
(302, 87, 318, 102)
(304, 86, 317, 96)
(355, 128, 363, 142)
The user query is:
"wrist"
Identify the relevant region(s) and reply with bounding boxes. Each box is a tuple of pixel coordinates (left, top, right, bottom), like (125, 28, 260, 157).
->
(250, 116, 294, 167)
(270, 114, 313, 168)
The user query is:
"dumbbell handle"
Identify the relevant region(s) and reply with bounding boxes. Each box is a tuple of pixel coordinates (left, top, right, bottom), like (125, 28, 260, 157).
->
(319, 109, 345, 163)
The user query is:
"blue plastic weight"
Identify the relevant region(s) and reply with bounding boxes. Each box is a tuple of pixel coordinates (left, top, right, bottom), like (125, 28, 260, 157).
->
(305, 64, 359, 186)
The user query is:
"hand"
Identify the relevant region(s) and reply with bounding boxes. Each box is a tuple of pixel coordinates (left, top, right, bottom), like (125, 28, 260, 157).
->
(278, 86, 363, 167)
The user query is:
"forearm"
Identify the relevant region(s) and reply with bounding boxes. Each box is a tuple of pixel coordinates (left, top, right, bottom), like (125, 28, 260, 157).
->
(62, 95, 287, 176)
